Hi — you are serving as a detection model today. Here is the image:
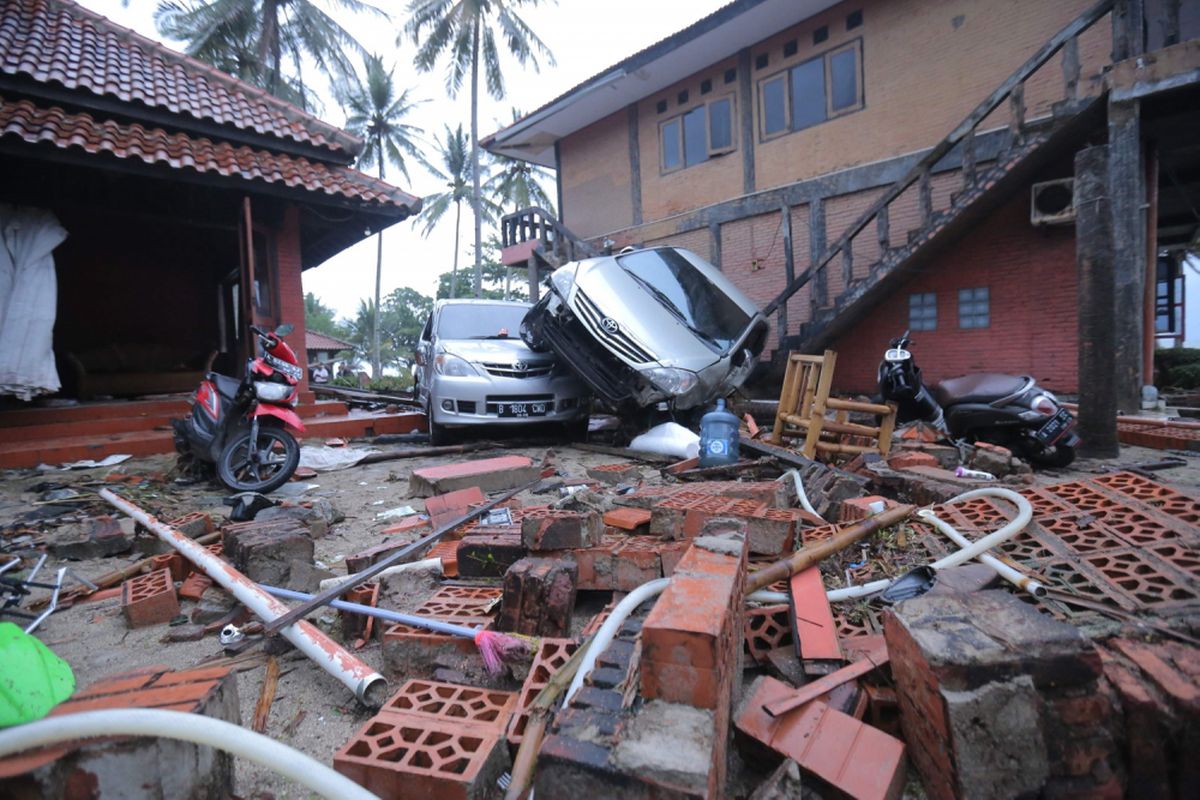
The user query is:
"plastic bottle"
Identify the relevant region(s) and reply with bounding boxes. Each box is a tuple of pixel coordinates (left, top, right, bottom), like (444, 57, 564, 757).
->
(698, 399, 740, 467)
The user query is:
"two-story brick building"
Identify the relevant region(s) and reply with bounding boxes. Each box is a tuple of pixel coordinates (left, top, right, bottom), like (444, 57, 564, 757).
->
(486, 0, 1200, 432)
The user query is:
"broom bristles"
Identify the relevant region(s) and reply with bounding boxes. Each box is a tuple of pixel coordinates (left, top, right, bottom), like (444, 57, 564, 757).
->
(474, 629, 535, 674)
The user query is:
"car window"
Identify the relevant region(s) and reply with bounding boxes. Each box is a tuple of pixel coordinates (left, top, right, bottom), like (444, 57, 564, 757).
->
(616, 249, 752, 350)
(437, 304, 530, 339)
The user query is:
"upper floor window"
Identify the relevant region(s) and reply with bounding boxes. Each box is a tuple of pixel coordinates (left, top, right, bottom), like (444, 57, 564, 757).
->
(759, 39, 863, 140)
(958, 287, 990, 329)
(660, 95, 735, 173)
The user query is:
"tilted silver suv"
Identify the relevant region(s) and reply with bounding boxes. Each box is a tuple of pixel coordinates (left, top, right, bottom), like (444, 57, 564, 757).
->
(520, 247, 768, 410)
(414, 299, 589, 443)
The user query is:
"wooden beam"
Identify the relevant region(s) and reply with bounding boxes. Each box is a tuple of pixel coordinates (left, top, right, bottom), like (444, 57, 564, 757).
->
(739, 47, 757, 195)
(780, 205, 793, 340)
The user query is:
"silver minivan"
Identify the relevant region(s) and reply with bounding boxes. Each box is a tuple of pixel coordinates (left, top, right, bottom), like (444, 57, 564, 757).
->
(521, 247, 768, 410)
(414, 299, 589, 443)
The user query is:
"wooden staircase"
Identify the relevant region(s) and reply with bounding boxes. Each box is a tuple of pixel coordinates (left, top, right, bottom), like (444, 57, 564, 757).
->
(765, 0, 1115, 353)
(499, 206, 601, 296)
(0, 397, 426, 468)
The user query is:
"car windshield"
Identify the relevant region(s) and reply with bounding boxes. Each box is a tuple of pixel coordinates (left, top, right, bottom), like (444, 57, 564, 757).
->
(616, 248, 751, 350)
(437, 303, 529, 339)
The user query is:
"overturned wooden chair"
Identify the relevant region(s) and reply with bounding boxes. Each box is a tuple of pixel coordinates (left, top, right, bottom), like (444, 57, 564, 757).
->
(772, 350, 898, 460)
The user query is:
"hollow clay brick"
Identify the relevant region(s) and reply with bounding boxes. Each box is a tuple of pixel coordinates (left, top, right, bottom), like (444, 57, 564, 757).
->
(121, 567, 179, 628)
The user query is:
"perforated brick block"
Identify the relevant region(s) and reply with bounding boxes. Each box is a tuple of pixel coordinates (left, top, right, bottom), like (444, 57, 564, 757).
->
(415, 585, 502, 621)
(149, 551, 187, 582)
(426, 540, 460, 577)
(382, 621, 494, 678)
(381, 680, 518, 733)
(167, 511, 215, 538)
(341, 581, 380, 643)
(409, 455, 540, 497)
(122, 567, 179, 628)
(334, 713, 510, 800)
(745, 605, 793, 665)
(507, 638, 578, 745)
(521, 508, 602, 551)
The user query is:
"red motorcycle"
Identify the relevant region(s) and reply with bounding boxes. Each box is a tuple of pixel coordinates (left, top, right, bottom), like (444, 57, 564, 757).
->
(172, 324, 305, 493)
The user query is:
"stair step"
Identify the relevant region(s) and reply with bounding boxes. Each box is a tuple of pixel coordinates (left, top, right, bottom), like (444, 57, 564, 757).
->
(0, 411, 426, 469)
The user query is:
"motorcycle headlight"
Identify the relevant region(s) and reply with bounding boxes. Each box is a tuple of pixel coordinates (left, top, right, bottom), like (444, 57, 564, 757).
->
(643, 367, 699, 397)
(550, 267, 577, 298)
(434, 354, 478, 377)
(254, 381, 292, 402)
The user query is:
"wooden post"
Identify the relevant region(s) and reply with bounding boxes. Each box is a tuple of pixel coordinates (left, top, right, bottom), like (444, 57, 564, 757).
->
(1143, 145, 1158, 386)
(1075, 145, 1120, 458)
(1107, 99, 1146, 413)
(809, 199, 827, 311)
(780, 205, 793, 342)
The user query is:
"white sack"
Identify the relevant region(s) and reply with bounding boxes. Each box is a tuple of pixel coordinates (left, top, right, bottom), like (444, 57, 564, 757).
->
(629, 421, 701, 459)
(299, 445, 379, 472)
(0, 206, 67, 400)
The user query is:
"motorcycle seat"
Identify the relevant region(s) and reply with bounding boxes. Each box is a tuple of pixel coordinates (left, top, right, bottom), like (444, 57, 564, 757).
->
(211, 373, 242, 400)
(932, 373, 1031, 406)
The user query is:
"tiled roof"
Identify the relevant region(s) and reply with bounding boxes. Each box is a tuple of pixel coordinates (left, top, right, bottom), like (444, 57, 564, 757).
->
(0, 0, 360, 155)
(0, 95, 420, 212)
(306, 331, 355, 352)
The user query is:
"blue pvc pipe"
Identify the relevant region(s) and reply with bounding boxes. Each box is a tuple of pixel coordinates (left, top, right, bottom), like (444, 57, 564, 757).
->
(260, 584, 484, 640)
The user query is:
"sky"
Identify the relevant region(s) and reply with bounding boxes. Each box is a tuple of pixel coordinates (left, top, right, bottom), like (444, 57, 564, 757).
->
(77, 0, 732, 321)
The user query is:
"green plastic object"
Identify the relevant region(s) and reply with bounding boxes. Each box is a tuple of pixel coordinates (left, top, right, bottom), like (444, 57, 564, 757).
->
(0, 622, 75, 727)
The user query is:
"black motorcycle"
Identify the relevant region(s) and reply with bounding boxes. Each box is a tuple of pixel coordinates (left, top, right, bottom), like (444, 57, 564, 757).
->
(878, 332, 1079, 467)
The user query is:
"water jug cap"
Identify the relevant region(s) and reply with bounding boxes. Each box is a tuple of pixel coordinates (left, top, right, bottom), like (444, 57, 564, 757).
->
(715, 398, 725, 411)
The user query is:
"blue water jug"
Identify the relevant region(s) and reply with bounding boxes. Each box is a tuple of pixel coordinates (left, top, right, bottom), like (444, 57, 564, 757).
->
(698, 399, 740, 467)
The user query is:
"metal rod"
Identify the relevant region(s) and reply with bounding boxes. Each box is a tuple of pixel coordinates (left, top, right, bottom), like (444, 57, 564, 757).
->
(99, 489, 389, 708)
(24, 567, 65, 634)
(261, 477, 540, 636)
(261, 584, 486, 640)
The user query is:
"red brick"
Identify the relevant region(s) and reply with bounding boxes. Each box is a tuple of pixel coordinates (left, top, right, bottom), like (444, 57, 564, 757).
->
(611, 536, 663, 590)
(586, 462, 642, 484)
(887, 451, 940, 470)
(425, 540, 459, 577)
(1109, 638, 1200, 709)
(521, 508, 603, 550)
(789, 567, 842, 661)
(167, 511, 214, 538)
(149, 551, 187, 582)
(424, 486, 486, 527)
(410, 455, 539, 496)
(602, 506, 651, 531)
(498, 557, 577, 637)
(838, 495, 900, 522)
(121, 567, 179, 628)
(178, 571, 213, 600)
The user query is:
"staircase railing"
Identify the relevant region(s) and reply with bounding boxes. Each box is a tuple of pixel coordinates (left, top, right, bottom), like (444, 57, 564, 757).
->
(500, 206, 600, 265)
(762, 0, 1115, 324)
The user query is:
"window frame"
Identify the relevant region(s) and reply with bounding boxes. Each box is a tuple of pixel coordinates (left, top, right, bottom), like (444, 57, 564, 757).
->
(658, 92, 737, 174)
(908, 292, 938, 332)
(757, 37, 865, 142)
(957, 287, 991, 329)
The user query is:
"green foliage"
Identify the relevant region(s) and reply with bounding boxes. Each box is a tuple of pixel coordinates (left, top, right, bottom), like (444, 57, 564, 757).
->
(1166, 363, 1200, 389)
(155, 0, 386, 110)
(337, 53, 426, 184)
(485, 107, 555, 215)
(304, 292, 349, 338)
(331, 374, 361, 388)
(1154, 348, 1200, 387)
(366, 372, 414, 393)
(344, 288, 434, 373)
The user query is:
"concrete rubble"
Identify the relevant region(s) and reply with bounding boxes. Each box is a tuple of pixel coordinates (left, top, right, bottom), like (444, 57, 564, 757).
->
(0, 420, 1197, 800)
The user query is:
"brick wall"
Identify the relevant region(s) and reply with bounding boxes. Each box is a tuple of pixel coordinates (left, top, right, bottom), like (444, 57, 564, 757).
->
(827, 188, 1079, 394)
(559, 109, 635, 236)
(558, 0, 1110, 241)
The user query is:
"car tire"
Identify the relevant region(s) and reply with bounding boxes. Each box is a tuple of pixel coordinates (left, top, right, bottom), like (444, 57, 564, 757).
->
(430, 419, 454, 446)
(558, 414, 590, 443)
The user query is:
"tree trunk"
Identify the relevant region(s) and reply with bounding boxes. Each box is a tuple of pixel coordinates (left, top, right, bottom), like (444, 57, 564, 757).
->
(258, 0, 280, 92)
(372, 161, 385, 378)
(470, 22, 483, 298)
(450, 200, 462, 299)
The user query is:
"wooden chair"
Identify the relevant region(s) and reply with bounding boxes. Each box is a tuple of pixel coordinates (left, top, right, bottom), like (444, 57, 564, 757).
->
(771, 350, 898, 459)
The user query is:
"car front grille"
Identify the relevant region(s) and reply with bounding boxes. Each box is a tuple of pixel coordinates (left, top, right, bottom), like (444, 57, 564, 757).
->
(484, 394, 554, 403)
(540, 308, 639, 404)
(572, 290, 656, 365)
(481, 362, 554, 378)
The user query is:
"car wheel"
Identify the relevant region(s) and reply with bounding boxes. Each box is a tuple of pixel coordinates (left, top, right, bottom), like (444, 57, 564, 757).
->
(430, 419, 454, 446)
(558, 414, 590, 443)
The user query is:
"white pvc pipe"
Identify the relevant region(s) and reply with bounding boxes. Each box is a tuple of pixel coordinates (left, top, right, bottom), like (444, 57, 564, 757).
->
(318, 557, 442, 592)
(746, 488, 1033, 604)
(100, 489, 388, 708)
(918, 508, 1045, 596)
(564, 578, 669, 706)
(780, 469, 824, 522)
(0, 709, 378, 800)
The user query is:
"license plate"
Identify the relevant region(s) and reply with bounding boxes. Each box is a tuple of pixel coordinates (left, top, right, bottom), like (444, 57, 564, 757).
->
(1033, 407, 1074, 445)
(496, 402, 547, 418)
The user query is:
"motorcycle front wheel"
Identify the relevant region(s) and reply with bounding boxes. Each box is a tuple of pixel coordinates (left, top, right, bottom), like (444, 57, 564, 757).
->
(217, 424, 300, 493)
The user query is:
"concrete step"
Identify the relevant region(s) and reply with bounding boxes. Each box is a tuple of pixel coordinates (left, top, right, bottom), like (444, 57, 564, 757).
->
(0, 411, 426, 469)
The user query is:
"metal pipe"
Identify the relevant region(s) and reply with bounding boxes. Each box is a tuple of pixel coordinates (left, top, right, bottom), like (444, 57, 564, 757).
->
(99, 489, 388, 708)
(262, 584, 487, 639)
(24, 567, 65, 633)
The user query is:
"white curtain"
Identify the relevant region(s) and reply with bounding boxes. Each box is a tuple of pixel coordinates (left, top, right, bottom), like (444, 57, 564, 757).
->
(0, 206, 68, 400)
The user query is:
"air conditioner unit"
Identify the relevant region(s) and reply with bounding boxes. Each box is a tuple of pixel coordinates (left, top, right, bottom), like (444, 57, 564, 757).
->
(1030, 178, 1075, 226)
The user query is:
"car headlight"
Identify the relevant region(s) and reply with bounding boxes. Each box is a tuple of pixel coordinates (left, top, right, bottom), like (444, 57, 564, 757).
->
(643, 367, 699, 397)
(550, 267, 577, 298)
(434, 354, 477, 377)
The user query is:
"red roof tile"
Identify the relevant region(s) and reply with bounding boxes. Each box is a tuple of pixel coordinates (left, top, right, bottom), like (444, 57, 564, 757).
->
(0, 0, 360, 155)
(0, 95, 420, 211)
(307, 331, 355, 351)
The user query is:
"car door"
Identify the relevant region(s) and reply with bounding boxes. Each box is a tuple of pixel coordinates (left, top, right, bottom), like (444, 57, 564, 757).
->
(414, 311, 435, 408)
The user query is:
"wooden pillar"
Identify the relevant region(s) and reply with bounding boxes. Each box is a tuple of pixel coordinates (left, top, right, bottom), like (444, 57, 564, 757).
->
(1107, 99, 1146, 413)
(780, 205, 793, 342)
(1075, 145, 1120, 458)
(1143, 146, 1158, 385)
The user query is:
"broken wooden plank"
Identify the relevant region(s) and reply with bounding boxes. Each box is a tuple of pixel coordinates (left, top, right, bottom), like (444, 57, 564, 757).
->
(252, 656, 280, 733)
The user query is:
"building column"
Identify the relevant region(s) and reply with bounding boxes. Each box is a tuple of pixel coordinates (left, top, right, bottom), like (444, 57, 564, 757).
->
(1075, 146, 1119, 457)
(1107, 98, 1146, 413)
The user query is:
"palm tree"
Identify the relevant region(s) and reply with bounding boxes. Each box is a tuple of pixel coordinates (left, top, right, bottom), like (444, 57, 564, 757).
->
(403, 0, 555, 298)
(485, 108, 556, 215)
(339, 54, 426, 378)
(418, 125, 499, 299)
(155, 0, 385, 108)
